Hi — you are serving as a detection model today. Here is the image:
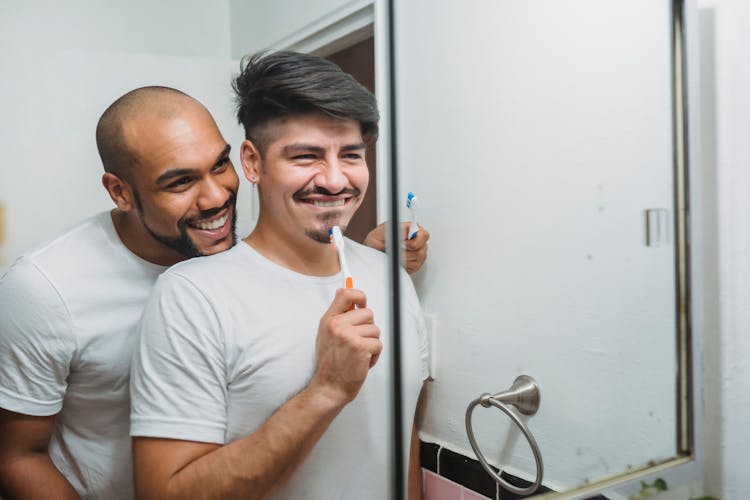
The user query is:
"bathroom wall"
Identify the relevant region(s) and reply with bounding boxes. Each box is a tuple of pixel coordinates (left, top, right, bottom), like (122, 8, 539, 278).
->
(229, 0, 356, 59)
(0, 0, 251, 274)
(695, 0, 750, 497)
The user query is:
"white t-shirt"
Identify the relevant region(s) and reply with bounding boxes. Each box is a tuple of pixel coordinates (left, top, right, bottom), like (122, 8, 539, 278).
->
(0, 211, 166, 499)
(131, 240, 428, 499)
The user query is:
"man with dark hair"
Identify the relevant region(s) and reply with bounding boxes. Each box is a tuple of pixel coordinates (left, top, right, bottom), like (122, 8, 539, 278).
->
(0, 80, 427, 498)
(233, 51, 380, 156)
(130, 52, 426, 499)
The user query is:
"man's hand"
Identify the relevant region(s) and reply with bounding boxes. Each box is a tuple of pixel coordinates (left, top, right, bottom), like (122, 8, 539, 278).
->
(311, 288, 382, 404)
(364, 222, 430, 275)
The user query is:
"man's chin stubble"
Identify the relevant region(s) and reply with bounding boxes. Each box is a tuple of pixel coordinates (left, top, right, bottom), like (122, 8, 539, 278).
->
(304, 211, 348, 244)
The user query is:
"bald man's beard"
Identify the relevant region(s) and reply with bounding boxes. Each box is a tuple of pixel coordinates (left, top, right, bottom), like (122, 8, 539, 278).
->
(133, 190, 237, 259)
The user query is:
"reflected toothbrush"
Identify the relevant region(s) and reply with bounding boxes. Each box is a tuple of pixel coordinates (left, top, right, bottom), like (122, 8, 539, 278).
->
(329, 225, 354, 291)
(406, 192, 419, 240)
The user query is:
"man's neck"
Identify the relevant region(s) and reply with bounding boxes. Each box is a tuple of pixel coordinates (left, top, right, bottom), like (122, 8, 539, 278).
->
(110, 209, 185, 267)
(244, 221, 340, 277)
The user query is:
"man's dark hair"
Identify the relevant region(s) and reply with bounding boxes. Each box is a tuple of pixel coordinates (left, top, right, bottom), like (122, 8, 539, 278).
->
(232, 51, 379, 155)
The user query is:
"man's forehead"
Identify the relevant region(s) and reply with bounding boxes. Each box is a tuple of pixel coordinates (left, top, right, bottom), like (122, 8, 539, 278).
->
(127, 105, 219, 147)
(270, 114, 363, 147)
(127, 99, 210, 129)
(129, 119, 226, 176)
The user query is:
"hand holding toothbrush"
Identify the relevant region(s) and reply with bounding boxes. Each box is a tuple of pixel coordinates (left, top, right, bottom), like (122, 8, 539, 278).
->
(324, 228, 383, 377)
(363, 222, 430, 275)
(313, 287, 382, 403)
(317, 230, 382, 398)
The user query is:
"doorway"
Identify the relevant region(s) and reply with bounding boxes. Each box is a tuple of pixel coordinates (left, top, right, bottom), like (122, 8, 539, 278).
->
(325, 36, 377, 243)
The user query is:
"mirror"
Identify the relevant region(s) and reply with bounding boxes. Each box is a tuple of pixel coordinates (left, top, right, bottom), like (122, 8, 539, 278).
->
(391, 0, 693, 495)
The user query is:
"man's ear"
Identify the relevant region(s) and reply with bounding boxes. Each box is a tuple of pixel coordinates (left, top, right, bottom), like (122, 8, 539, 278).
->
(102, 172, 135, 211)
(240, 139, 262, 185)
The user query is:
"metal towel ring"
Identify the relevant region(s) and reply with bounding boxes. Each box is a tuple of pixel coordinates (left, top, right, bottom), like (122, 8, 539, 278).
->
(465, 375, 544, 496)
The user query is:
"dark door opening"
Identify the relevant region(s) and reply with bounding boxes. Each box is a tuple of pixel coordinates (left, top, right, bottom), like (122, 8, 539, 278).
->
(326, 36, 377, 244)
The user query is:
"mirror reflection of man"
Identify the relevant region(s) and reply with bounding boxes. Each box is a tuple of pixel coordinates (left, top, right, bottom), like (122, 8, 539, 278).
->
(129, 51, 428, 500)
(0, 84, 428, 498)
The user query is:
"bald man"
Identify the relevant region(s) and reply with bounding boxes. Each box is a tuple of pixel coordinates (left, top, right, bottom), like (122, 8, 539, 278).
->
(0, 87, 429, 499)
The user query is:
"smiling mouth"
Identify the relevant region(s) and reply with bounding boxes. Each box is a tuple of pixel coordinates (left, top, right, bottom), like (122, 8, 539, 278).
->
(189, 213, 229, 230)
(306, 199, 347, 208)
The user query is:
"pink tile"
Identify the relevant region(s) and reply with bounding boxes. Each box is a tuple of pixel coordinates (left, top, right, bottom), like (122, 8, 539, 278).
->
(463, 487, 495, 500)
(423, 469, 461, 500)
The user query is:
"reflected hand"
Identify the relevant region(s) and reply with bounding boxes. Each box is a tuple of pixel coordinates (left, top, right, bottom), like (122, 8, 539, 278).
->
(364, 222, 430, 275)
(312, 288, 382, 405)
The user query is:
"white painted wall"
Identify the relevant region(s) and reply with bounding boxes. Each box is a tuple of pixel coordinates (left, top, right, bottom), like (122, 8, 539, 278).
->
(0, 0, 253, 274)
(696, 0, 750, 497)
(229, 0, 354, 58)
(0, 0, 231, 58)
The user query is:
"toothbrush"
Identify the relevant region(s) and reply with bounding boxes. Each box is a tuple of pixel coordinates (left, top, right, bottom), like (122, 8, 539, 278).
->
(329, 225, 354, 293)
(406, 192, 419, 240)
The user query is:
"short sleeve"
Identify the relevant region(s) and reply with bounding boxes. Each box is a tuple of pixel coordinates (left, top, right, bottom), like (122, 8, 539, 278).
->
(0, 258, 75, 415)
(130, 271, 228, 444)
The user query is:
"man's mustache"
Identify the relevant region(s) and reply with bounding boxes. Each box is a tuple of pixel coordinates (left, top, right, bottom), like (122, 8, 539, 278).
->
(181, 192, 237, 227)
(292, 186, 361, 200)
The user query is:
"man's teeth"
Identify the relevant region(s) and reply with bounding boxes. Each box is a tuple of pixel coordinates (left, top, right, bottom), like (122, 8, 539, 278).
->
(311, 199, 345, 208)
(193, 214, 228, 230)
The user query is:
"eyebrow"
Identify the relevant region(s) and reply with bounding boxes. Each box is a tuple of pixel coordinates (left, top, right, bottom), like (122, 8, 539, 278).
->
(156, 144, 231, 184)
(281, 142, 367, 156)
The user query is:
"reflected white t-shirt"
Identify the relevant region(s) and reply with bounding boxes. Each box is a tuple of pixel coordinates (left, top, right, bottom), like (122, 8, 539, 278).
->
(131, 240, 428, 499)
